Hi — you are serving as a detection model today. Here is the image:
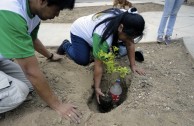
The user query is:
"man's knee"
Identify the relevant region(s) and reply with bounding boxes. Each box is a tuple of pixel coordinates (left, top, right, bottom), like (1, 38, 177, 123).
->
(0, 71, 29, 113)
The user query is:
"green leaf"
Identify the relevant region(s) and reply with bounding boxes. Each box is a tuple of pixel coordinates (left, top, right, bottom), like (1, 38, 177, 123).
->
(97, 49, 130, 79)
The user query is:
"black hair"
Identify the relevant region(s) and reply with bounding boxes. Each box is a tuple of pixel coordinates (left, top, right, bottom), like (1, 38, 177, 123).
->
(93, 8, 145, 47)
(47, 0, 75, 10)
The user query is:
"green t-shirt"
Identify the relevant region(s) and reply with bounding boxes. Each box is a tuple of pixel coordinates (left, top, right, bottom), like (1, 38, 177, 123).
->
(92, 33, 109, 59)
(0, 0, 40, 59)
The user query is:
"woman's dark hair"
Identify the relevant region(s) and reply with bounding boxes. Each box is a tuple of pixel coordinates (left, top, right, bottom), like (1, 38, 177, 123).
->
(93, 8, 145, 47)
(47, 0, 75, 10)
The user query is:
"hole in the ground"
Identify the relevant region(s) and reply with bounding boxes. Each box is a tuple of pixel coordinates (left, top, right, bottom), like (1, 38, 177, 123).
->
(87, 77, 129, 113)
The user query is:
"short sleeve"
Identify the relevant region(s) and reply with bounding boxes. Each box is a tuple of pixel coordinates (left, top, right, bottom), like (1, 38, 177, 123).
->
(92, 33, 109, 59)
(0, 10, 35, 59)
(31, 23, 40, 41)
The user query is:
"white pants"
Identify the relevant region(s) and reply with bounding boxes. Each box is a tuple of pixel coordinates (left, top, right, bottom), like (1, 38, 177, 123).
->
(0, 59, 30, 113)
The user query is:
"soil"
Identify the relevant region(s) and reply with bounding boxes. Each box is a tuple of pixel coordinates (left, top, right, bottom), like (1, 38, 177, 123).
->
(1, 2, 194, 126)
(43, 3, 163, 23)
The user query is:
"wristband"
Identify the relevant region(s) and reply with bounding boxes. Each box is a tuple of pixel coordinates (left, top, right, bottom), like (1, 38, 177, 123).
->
(47, 53, 54, 60)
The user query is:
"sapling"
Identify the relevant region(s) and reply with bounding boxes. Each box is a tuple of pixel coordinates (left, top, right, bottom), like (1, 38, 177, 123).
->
(98, 46, 130, 94)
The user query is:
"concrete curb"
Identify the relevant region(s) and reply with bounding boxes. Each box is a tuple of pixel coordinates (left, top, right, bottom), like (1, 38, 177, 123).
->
(183, 37, 194, 60)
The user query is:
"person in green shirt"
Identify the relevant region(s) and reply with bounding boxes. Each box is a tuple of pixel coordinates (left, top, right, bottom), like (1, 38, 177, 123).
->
(0, 0, 81, 123)
(57, 7, 146, 103)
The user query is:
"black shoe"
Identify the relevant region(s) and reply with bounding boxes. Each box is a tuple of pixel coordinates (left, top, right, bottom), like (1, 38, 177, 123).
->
(135, 50, 144, 62)
(57, 39, 69, 55)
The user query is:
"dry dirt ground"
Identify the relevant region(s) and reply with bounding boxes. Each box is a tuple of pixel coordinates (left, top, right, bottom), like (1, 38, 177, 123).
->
(1, 2, 194, 126)
(43, 3, 164, 23)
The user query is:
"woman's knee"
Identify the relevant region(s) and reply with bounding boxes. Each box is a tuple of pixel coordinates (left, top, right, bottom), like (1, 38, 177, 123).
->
(75, 59, 89, 66)
(72, 54, 90, 66)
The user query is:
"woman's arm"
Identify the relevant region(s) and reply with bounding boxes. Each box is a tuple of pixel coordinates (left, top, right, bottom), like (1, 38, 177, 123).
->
(125, 39, 145, 75)
(94, 59, 105, 104)
(126, 40, 135, 68)
(92, 33, 110, 103)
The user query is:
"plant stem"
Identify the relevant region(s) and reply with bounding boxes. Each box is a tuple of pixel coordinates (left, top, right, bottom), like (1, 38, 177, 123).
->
(106, 74, 112, 95)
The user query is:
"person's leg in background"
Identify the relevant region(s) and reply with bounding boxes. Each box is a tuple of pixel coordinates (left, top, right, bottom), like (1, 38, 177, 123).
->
(166, 0, 184, 37)
(63, 33, 91, 66)
(157, 0, 176, 43)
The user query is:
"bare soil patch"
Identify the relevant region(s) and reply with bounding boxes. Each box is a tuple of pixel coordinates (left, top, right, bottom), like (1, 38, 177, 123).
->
(43, 3, 163, 23)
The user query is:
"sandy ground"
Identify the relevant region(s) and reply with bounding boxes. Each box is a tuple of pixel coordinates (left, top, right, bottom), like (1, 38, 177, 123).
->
(1, 2, 194, 126)
(43, 3, 164, 23)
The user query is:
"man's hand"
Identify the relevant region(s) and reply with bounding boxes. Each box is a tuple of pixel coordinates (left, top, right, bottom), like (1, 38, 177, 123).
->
(17, 56, 80, 123)
(32, 38, 63, 62)
(56, 103, 82, 124)
(49, 53, 63, 61)
(95, 87, 105, 104)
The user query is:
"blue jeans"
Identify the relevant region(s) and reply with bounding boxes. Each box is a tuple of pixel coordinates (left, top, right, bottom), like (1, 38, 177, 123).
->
(158, 0, 184, 36)
(63, 33, 91, 66)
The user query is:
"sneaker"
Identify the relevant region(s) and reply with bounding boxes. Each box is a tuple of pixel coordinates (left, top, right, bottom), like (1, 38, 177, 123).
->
(57, 39, 69, 55)
(165, 35, 171, 45)
(157, 35, 164, 43)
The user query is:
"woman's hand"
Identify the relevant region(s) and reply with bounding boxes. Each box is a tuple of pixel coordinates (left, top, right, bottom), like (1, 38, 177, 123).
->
(130, 65, 146, 75)
(95, 87, 105, 104)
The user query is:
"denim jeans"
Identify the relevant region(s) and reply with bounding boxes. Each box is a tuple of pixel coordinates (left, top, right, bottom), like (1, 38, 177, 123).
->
(158, 0, 184, 36)
(63, 33, 92, 66)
